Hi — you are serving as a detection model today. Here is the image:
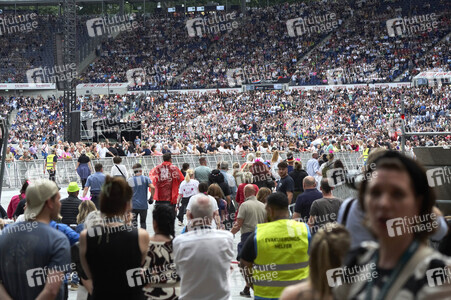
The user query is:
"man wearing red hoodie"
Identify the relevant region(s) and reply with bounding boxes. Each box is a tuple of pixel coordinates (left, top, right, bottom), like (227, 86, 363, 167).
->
(149, 153, 184, 211)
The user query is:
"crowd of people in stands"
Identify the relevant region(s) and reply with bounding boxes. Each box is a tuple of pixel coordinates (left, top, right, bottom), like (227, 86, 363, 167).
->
(2, 85, 450, 155)
(0, 0, 449, 88)
(1, 148, 451, 300)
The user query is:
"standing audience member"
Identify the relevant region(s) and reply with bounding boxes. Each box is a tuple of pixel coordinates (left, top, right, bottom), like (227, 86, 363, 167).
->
(75, 200, 97, 234)
(45, 148, 58, 182)
(176, 169, 199, 226)
(111, 156, 129, 178)
(149, 153, 184, 210)
(60, 182, 83, 227)
(77, 150, 92, 189)
(194, 157, 211, 184)
(293, 176, 323, 221)
(276, 161, 295, 204)
(185, 182, 221, 229)
(128, 163, 154, 229)
(142, 205, 180, 299)
(307, 179, 343, 234)
(6, 179, 29, 219)
(231, 184, 267, 297)
(79, 176, 150, 300)
(82, 164, 106, 209)
(289, 160, 308, 201)
(306, 153, 320, 177)
(173, 196, 234, 300)
(0, 180, 71, 300)
(256, 187, 271, 204)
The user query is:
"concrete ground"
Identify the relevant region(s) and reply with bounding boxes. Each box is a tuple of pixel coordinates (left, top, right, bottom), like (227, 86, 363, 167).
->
(1, 187, 251, 300)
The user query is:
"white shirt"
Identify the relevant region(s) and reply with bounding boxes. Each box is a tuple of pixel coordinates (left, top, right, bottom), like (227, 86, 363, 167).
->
(110, 164, 129, 178)
(178, 179, 199, 198)
(98, 147, 107, 158)
(173, 229, 234, 300)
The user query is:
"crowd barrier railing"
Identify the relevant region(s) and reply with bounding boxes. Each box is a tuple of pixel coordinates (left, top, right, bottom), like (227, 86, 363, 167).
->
(2, 153, 364, 194)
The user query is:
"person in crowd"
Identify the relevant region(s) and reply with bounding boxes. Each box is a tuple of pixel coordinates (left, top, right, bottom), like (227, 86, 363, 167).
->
(293, 176, 323, 221)
(60, 182, 83, 227)
(110, 156, 129, 178)
(250, 161, 275, 190)
(128, 163, 154, 229)
(235, 172, 259, 207)
(207, 183, 228, 226)
(280, 224, 351, 300)
(307, 179, 343, 234)
(276, 161, 295, 204)
(334, 151, 451, 298)
(140, 144, 152, 156)
(142, 204, 180, 299)
(286, 152, 295, 173)
(232, 162, 244, 186)
(5, 146, 14, 164)
(82, 163, 106, 209)
(208, 169, 232, 205)
(194, 157, 211, 184)
(6, 179, 29, 219)
(241, 153, 255, 172)
(79, 176, 150, 300)
(75, 200, 97, 234)
(240, 192, 310, 300)
(44, 148, 58, 182)
(231, 184, 267, 297)
(19, 150, 34, 161)
(77, 150, 92, 189)
(0, 179, 71, 300)
(256, 187, 271, 204)
(173, 196, 234, 299)
(289, 160, 308, 201)
(181, 163, 189, 177)
(306, 152, 320, 177)
(186, 182, 221, 229)
(176, 169, 199, 226)
(149, 153, 184, 210)
(150, 145, 163, 156)
(219, 161, 237, 197)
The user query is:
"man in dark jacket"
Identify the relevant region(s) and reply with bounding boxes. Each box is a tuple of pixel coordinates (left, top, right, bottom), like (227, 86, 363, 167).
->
(60, 182, 82, 227)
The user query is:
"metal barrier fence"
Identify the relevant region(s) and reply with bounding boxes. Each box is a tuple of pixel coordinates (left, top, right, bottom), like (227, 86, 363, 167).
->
(2, 152, 364, 199)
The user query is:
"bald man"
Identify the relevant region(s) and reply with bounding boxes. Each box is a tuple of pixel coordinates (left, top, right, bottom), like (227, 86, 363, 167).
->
(231, 184, 267, 296)
(292, 176, 323, 221)
(173, 196, 234, 299)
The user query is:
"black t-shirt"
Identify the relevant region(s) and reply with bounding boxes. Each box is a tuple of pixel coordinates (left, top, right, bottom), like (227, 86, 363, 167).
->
(107, 147, 118, 157)
(78, 154, 90, 164)
(142, 148, 151, 156)
(116, 147, 126, 157)
(276, 175, 295, 195)
(13, 198, 27, 218)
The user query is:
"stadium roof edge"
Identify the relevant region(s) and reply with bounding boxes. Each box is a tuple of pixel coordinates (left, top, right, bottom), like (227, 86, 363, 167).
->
(0, 0, 154, 5)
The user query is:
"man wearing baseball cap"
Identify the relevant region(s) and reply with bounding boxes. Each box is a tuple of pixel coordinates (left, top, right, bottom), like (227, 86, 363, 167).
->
(60, 182, 82, 227)
(0, 179, 71, 300)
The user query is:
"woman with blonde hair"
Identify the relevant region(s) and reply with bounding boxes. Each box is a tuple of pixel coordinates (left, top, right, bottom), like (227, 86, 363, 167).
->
(176, 169, 199, 226)
(232, 162, 244, 186)
(75, 200, 97, 233)
(280, 223, 351, 300)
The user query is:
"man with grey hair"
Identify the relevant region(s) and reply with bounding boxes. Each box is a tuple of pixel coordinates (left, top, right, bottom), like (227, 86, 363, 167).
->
(173, 196, 234, 300)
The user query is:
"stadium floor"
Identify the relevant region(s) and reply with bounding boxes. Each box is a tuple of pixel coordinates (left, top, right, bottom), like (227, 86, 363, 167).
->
(1, 187, 251, 300)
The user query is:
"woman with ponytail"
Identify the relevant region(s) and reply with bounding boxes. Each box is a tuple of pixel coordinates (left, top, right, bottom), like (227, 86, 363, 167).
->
(176, 169, 199, 226)
(79, 176, 150, 299)
(143, 204, 180, 300)
(280, 223, 350, 300)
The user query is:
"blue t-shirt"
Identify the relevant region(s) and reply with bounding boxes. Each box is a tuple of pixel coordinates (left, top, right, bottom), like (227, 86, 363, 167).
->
(127, 175, 152, 210)
(0, 222, 71, 300)
(86, 172, 106, 193)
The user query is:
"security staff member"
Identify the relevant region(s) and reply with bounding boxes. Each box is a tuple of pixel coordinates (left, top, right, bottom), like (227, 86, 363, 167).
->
(240, 192, 310, 300)
(82, 163, 106, 208)
(44, 148, 57, 182)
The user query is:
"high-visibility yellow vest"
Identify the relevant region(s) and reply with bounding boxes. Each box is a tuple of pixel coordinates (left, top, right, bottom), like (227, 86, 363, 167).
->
(253, 219, 310, 299)
(363, 148, 370, 162)
(46, 154, 56, 170)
